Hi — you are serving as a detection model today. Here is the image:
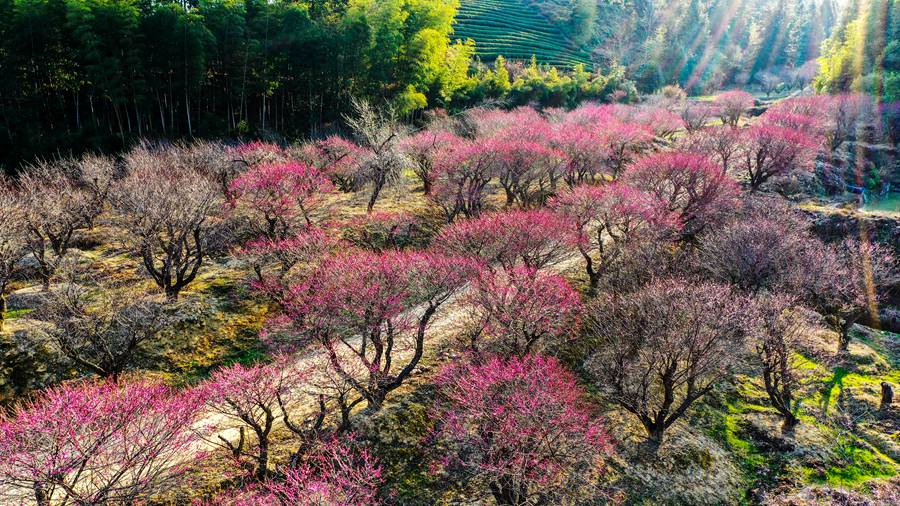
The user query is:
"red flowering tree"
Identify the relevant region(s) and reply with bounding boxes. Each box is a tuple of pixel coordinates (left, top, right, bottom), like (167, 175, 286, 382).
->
(679, 101, 718, 133)
(0, 380, 202, 506)
(767, 94, 870, 151)
(305, 136, 365, 193)
(740, 124, 819, 191)
(623, 152, 737, 241)
(433, 210, 575, 272)
(199, 359, 320, 480)
(758, 110, 823, 136)
(714, 90, 755, 127)
(430, 139, 497, 222)
(207, 435, 382, 506)
(552, 183, 678, 292)
(399, 130, 460, 195)
(228, 161, 333, 239)
(551, 124, 609, 188)
(238, 228, 339, 284)
(492, 139, 566, 208)
(283, 251, 480, 412)
(470, 106, 549, 140)
(601, 120, 655, 178)
(432, 354, 612, 505)
(633, 106, 685, 140)
(587, 279, 747, 444)
(466, 266, 582, 357)
(679, 125, 742, 175)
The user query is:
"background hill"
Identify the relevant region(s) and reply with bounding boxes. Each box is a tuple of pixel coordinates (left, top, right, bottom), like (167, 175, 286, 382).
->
(454, 0, 593, 68)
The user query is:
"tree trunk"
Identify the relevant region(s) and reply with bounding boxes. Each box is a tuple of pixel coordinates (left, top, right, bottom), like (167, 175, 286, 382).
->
(255, 439, 269, 480)
(489, 477, 526, 506)
(838, 319, 855, 352)
(34, 482, 49, 506)
(0, 294, 6, 332)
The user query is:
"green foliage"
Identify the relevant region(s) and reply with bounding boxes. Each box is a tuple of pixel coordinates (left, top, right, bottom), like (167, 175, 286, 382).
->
(0, 0, 469, 169)
(815, 0, 900, 95)
(455, 57, 636, 109)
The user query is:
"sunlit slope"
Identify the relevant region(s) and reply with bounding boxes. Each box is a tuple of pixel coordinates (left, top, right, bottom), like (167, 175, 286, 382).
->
(454, 0, 593, 69)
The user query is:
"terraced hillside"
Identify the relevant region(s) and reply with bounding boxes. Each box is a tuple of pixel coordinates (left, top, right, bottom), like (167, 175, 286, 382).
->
(454, 0, 593, 69)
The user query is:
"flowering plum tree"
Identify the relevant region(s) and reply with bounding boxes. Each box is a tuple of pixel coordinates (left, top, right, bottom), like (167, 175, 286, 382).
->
(433, 210, 575, 272)
(207, 435, 382, 506)
(790, 239, 898, 352)
(758, 110, 823, 136)
(228, 161, 333, 239)
(199, 359, 317, 480)
(623, 152, 737, 241)
(18, 164, 91, 290)
(493, 139, 566, 207)
(679, 126, 742, 175)
(601, 120, 655, 178)
(551, 124, 609, 188)
(469, 106, 548, 140)
(679, 101, 718, 133)
(399, 130, 460, 195)
(714, 90, 755, 127)
(432, 354, 612, 505)
(466, 266, 582, 357)
(552, 183, 677, 292)
(299, 136, 365, 193)
(430, 139, 497, 221)
(36, 278, 172, 380)
(698, 204, 818, 294)
(238, 228, 339, 284)
(0, 379, 201, 506)
(113, 150, 220, 300)
(749, 294, 807, 427)
(587, 279, 746, 444)
(344, 98, 408, 213)
(740, 124, 819, 191)
(284, 251, 480, 412)
(230, 141, 284, 168)
(633, 106, 685, 140)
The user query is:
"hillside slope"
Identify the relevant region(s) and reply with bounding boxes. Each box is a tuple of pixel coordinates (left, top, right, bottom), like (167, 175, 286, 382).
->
(454, 0, 593, 69)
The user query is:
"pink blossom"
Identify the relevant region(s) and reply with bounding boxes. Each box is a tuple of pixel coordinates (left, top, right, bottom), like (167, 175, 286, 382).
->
(432, 354, 613, 504)
(0, 379, 202, 505)
(228, 161, 333, 238)
(551, 183, 679, 290)
(433, 209, 576, 272)
(714, 90, 755, 127)
(467, 266, 582, 356)
(623, 152, 738, 240)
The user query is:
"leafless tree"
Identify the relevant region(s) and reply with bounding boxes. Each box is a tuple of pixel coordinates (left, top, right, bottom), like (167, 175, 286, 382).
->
(756, 71, 783, 97)
(175, 140, 240, 197)
(113, 145, 221, 300)
(33, 269, 173, 380)
(586, 279, 748, 445)
(0, 180, 29, 330)
(18, 162, 92, 290)
(68, 153, 118, 229)
(344, 97, 408, 213)
(750, 294, 808, 427)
